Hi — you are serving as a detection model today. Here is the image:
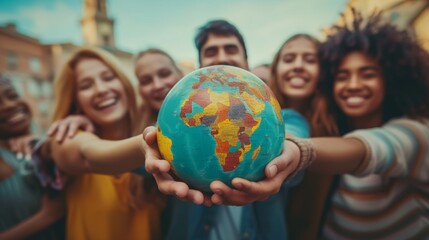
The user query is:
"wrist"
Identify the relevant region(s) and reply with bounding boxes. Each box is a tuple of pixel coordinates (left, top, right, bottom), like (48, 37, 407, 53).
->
(285, 136, 316, 173)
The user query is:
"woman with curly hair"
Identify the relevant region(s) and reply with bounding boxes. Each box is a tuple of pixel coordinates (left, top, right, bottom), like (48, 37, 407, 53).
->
(230, 10, 429, 239)
(309, 11, 429, 239)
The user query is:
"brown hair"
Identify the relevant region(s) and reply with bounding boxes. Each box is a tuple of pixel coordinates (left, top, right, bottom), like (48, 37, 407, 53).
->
(269, 34, 339, 136)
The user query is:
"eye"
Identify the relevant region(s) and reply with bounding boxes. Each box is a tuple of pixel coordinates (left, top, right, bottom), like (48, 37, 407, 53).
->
(159, 69, 172, 78)
(335, 72, 349, 82)
(361, 71, 378, 80)
(78, 81, 92, 90)
(282, 54, 294, 63)
(304, 54, 317, 64)
(102, 71, 116, 81)
(77, 78, 94, 90)
(203, 47, 217, 57)
(139, 76, 152, 86)
(6, 91, 19, 100)
(225, 45, 239, 54)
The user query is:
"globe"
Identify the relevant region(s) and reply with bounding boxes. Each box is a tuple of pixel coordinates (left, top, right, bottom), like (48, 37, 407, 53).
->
(156, 65, 285, 192)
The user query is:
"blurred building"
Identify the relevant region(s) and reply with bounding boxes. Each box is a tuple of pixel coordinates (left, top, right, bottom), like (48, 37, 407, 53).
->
(0, 23, 53, 132)
(0, 0, 136, 132)
(328, 0, 429, 51)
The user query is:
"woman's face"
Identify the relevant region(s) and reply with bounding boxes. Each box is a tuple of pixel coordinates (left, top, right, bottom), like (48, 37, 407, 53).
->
(135, 53, 182, 111)
(0, 83, 31, 138)
(75, 58, 128, 127)
(275, 37, 320, 100)
(333, 51, 385, 122)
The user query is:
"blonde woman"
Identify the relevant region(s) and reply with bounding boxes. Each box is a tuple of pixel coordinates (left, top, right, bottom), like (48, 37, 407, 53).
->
(48, 47, 164, 240)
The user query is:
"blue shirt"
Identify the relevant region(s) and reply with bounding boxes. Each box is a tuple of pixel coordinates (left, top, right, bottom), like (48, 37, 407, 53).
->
(165, 109, 309, 240)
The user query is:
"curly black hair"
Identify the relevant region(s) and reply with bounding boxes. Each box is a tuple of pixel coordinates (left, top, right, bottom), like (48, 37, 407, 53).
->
(319, 9, 429, 133)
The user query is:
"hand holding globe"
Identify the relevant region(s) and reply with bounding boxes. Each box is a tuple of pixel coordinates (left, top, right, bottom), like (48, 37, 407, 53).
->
(156, 65, 285, 192)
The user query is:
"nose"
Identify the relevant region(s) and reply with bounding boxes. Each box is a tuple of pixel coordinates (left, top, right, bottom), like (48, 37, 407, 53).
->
(293, 57, 304, 71)
(94, 79, 108, 94)
(215, 49, 229, 65)
(153, 76, 164, 90)
(346, 74, 362, 89)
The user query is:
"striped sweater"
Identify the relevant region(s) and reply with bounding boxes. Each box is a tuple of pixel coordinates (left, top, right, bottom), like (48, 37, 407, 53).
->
(323, 118, 429, 240)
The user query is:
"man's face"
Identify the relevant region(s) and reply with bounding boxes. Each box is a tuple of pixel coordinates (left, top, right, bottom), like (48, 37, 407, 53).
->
(199, 33, 248, 69)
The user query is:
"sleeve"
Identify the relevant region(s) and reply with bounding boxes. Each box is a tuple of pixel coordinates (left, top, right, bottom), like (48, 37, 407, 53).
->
(282, 109, 310, 138)
(345, 118, 429, 181)
(30, 138, 65, 190)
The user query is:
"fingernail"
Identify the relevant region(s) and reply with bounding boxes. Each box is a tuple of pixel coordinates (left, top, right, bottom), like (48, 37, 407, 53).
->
(214, 189, 223, 196)
(25, 154, 32, 161)
(16, 153, 23, 160)
(235, 183, 243, 190)
(269, 165, 278, 177)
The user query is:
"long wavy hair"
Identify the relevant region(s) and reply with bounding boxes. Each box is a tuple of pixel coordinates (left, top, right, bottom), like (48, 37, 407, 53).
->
(319, 9, 429, 134)
(134, 48, 183, 129)
(52, 47, 161, 208)
(270, 34, 339, 136)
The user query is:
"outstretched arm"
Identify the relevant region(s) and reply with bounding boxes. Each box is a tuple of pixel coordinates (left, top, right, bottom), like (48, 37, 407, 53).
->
(210, 137, 365, 205)
(307, 137, 366, 174)
(50, 132, 145, 175)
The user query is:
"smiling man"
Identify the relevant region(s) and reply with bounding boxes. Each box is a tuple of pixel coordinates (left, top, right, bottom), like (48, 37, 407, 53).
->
(195, 19, 249, 70)
(159, 20, 309, 240)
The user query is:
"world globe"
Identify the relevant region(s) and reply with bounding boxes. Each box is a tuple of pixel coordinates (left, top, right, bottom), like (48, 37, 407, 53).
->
(156, 65, 285, 192)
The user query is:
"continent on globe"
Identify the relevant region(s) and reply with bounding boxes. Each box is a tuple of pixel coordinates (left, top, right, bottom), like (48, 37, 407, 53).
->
(157, 65, 284, 192)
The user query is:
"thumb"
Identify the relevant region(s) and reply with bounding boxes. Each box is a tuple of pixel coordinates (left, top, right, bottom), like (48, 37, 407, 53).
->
(265, 153, 290, 178)
(142, 126, 157, 146)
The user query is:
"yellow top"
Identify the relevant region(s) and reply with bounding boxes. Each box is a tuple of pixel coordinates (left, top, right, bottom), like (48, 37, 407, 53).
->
(65, 173, 162, 240)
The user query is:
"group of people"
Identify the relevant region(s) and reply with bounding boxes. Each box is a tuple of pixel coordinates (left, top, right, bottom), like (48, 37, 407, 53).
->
(1, 9, 429, 240)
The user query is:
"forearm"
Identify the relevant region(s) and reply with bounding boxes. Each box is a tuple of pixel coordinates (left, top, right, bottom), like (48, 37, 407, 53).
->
(307, 137, 367, 174)
(80, 134, 145, 174)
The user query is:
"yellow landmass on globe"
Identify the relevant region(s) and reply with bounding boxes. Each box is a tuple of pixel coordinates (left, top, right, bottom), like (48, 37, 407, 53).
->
(156, 127, 173, 163)
(180, 87, 264, 171)
(252, 146, 261, 160)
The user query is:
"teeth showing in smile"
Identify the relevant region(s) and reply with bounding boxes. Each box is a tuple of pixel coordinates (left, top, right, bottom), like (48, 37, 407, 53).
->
(7, 111, 26, 124)
(346, 96, 364, 105)
(96, 98, 117, 109)
(289, 77, 306, 87)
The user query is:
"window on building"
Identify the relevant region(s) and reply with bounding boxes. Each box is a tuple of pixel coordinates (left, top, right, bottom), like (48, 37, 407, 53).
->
(29, 57, 41, 73)
(6, 52, 18, 70)
(102, 35, 110, 46)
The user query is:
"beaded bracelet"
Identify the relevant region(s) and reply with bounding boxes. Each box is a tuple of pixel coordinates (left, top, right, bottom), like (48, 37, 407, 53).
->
(285, 137, 316, 172)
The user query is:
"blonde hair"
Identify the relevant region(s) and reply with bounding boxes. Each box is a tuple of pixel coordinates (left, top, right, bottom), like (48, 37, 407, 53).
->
(52, 47, 139, 134)
(269, 35, 338, 137)
(134, 48, 183, 129)
(51, 47, 157, 208)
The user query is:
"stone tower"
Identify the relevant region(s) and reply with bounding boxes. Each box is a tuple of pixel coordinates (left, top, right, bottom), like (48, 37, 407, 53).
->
(80, 0, 115, 48)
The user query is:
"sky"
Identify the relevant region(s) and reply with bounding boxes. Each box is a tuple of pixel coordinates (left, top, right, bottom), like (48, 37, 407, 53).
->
(0, 0, 348, 67)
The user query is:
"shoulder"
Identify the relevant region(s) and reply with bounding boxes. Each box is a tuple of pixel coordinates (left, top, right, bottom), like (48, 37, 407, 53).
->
(281, 109, 310, 138)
